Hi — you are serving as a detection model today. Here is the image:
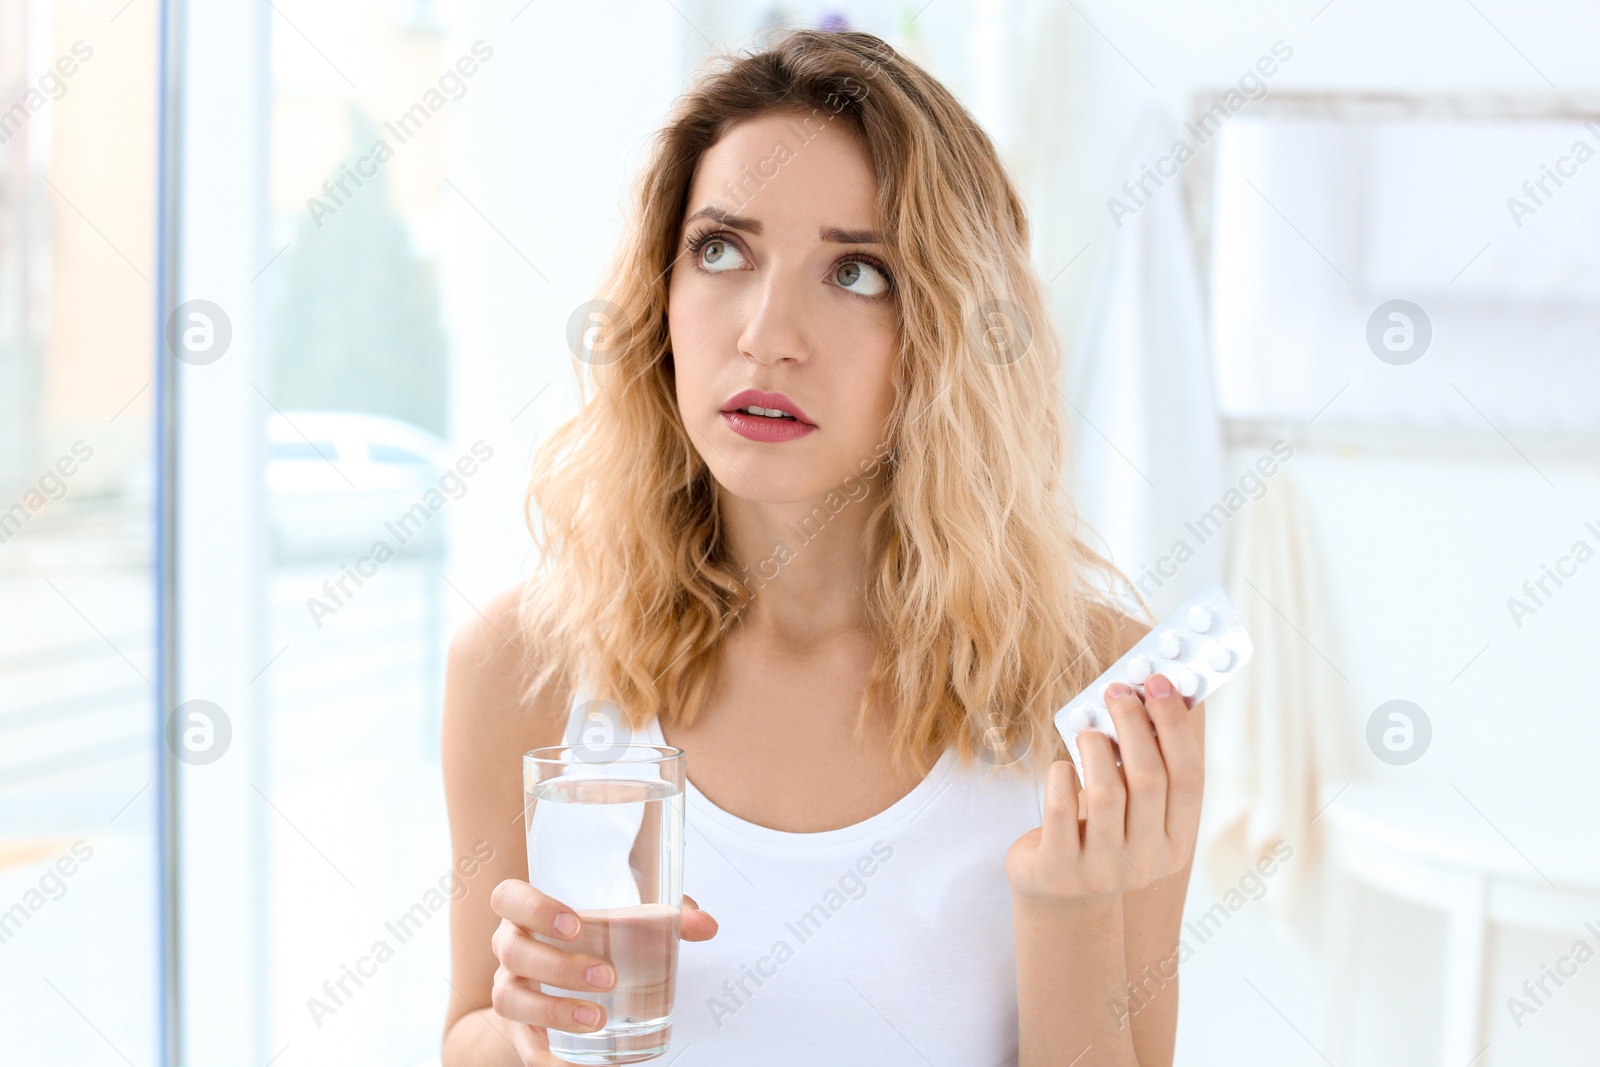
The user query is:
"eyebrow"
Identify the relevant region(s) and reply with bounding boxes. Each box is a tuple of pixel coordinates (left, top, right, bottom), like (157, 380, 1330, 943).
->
(683, 205, 882, 245)
(821, 224, 883, 245)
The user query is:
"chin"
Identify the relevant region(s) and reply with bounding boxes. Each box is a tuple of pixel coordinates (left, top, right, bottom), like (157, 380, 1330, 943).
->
(714, 473, 820, 506)
(706, 458, 832, 505)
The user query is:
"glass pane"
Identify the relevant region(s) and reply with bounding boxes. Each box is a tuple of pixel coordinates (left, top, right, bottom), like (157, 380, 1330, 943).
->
(0, 0, 161, 1061)
(258, 2, 459, 1062)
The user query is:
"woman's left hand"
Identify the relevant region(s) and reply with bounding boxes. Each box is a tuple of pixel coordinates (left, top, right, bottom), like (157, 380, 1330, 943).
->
(1005, 672, 1205, 904)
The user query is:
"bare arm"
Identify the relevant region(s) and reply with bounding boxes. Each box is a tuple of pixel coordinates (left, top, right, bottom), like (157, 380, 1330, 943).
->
(1007, 616, 1204, 1067)
(1111, 617, 1200, 1066)
(438, 585, 719, 1066)
(440, 585, 563, 1065)
(1013, 892, 1138, 1065)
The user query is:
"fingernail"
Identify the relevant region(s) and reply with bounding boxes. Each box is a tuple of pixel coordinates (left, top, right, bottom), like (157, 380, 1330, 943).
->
(554, 912, 579, 937)
(587, 963, 614, 989)
(1147, 674, 1173, 699)
(1106, 681, 1131, 699)
(575, 1004, 600, 1027)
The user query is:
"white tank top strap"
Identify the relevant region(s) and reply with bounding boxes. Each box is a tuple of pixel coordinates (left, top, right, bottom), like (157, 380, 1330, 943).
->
(560, 676, 662, 751)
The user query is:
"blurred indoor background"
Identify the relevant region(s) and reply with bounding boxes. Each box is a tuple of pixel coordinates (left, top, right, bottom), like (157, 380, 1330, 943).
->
(1, 0, 1597, 1064)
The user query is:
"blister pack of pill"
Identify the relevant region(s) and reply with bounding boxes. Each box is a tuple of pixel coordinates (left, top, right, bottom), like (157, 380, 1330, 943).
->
(1053, 581, 1253, 780)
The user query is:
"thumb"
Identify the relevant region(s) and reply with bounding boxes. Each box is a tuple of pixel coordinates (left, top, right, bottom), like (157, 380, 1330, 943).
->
(680, 893, 718, 941)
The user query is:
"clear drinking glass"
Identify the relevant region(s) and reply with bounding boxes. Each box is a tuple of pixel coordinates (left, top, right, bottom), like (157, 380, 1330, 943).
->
(523, 742, 686, 1064)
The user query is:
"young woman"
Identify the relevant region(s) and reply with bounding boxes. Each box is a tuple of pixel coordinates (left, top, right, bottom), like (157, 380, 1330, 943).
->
(441, 28, 1204, 1067)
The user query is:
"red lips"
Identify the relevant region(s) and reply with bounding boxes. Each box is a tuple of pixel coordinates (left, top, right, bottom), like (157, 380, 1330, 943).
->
(726, 390, 825, 444)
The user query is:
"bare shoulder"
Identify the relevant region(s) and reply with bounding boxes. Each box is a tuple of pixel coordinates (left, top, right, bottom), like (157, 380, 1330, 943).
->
(448, 579, 540, 687)
(443, 582, 568, 759)
(1081, 599, 1153, 664)
(445, 583, 533, 700)
(1114, 612, 1153, 658)
(441, 584, 570, 1033)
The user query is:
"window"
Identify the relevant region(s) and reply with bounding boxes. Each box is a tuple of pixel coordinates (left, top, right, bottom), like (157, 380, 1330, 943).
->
(0, 0, 162, 1061)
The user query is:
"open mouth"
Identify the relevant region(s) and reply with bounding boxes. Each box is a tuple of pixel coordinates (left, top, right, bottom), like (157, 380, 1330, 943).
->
(720, 388, 814, 426)
(734, 405, 800, 421)
(719, 388, 816, 433)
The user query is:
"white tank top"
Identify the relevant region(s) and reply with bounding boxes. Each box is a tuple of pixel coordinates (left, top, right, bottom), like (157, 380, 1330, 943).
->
(559, 685, 1051, 1066)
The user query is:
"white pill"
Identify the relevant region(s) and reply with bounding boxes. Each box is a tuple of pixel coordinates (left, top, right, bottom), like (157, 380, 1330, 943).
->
(1187, 604, 1214, 632)
(1175, 668, 1200, 697)
(1207, 645, 1233, 672)
(1158, 629, 1184, 659)
(1126, 654, 1153, 683)
(1064, 705, 1096, 733)
(1091, 706, 1117, 734)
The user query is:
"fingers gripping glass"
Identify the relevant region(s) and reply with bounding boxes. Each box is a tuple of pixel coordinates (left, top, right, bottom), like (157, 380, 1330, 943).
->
(523, 743, 687, 1064)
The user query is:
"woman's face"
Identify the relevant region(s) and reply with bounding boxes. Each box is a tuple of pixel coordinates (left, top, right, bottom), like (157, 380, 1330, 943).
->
(667, 110, 898, 504)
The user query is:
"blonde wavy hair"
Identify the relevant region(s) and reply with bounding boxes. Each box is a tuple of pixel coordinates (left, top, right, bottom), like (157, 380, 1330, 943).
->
(518, 27, 1149, 781)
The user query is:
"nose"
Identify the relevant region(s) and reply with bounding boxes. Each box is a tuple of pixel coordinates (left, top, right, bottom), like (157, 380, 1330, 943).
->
(736, 265, 811, 366)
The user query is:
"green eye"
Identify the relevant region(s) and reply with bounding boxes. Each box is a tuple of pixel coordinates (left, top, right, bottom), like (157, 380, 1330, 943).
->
(835, 260, 889, 297)
(699, 238, 744, 272)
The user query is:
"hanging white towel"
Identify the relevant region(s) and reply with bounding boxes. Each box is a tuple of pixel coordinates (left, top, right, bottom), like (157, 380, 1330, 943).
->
(1199, 468, 1352, 942)
(1068, 102, 1225, 612)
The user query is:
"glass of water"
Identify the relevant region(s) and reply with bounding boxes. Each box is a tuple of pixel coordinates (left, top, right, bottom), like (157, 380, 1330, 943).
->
(523, 742, 686, 1064)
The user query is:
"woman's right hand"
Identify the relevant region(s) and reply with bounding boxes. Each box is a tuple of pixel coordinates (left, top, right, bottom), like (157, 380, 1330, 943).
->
(488, 879, 720, 1066)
